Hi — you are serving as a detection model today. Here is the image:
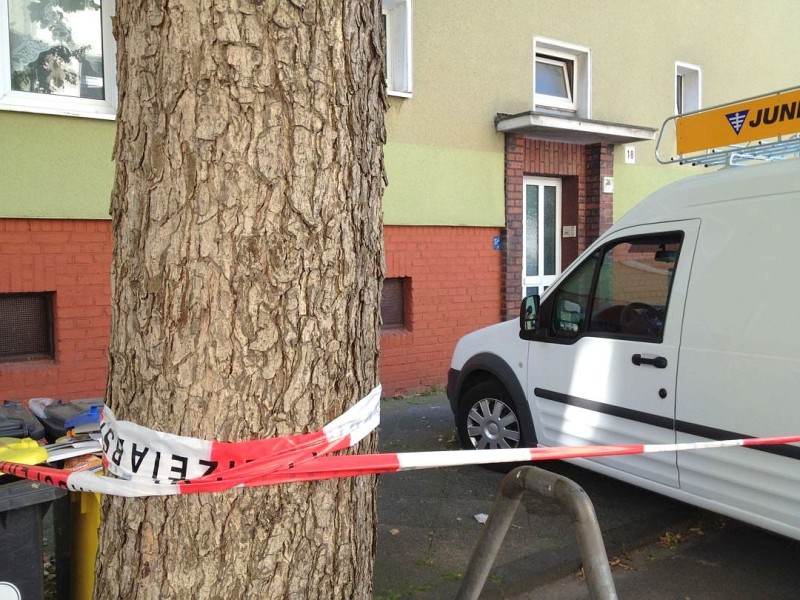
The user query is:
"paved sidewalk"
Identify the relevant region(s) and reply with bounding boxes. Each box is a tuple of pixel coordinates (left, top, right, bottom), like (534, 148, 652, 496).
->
(372, 394, 698, 599)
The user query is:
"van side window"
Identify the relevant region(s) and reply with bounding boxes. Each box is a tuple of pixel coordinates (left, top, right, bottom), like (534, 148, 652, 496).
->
(550, 252, 599, 337)
(588, 233, 682, 342)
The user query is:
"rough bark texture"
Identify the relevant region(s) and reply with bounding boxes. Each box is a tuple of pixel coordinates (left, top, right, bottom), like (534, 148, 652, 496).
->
(95, 1, 385, 598)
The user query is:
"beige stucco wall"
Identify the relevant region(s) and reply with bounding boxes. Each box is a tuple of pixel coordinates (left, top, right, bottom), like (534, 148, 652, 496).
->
(390, 0, 800, 150)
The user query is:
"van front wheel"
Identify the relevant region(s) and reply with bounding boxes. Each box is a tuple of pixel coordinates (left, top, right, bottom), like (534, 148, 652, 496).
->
(457, 381, 526, 450)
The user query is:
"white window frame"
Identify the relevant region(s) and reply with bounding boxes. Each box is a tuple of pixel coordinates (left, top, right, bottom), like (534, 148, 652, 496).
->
(675, 61, 701, 115)
(0, 0, 117, 120)
(534, 37, 591, 119)
(535, 52, 575, 112)
(522, 176, 562, 298)
(382, 0, 412, 98)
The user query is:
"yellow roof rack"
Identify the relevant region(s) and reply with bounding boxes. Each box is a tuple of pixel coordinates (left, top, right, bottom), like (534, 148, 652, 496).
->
(655, 86, 800, 167)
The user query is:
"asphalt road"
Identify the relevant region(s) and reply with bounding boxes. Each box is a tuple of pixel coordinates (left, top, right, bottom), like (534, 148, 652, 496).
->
(374, 394, 800, 599)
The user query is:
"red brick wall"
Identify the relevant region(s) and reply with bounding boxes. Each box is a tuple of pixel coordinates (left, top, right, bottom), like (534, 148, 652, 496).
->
(0, 219, 112, 401)
(381, 225, 502, 397)
(585, 143, 615, 243)
(1, 220, 501, 401)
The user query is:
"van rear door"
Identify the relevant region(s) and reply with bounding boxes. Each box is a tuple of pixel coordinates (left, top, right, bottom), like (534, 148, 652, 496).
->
(527, 220, 700, 488)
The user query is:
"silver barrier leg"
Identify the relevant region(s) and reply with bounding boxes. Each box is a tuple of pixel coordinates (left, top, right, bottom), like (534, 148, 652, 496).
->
(456, 465, 618, 600)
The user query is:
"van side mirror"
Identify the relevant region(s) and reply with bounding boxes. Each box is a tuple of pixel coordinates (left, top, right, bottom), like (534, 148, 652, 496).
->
(519, 295, 540, 339)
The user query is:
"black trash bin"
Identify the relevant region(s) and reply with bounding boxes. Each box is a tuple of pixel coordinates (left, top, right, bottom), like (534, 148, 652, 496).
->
(1, 400, 69, 599)
(0, 478, 67, 599)
(0, 400, 46, 442)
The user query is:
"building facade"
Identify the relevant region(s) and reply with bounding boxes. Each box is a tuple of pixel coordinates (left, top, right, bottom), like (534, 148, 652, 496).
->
(380, 0, 800, 394)
(2, 1, 800, 400)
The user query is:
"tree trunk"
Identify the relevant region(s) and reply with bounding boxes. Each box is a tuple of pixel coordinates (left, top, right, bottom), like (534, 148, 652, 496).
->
(95, 1, 385, 598)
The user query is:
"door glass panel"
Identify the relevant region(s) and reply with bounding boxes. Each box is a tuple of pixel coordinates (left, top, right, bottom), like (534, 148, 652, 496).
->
(589, 233, 683, 341)
(543, 186, 556, 276)
(523, 177, 561, 299)
(525, 286, 539, 298)
(525, 184, 539, 277)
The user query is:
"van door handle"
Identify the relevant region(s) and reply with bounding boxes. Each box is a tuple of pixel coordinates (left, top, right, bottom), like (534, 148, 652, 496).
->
(631, 354, 668, 369)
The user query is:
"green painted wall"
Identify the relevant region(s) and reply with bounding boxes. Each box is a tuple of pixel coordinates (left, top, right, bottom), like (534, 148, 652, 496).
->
(383, 143, 504, 226)
(5, 1, 800, 225)
(0, 112, 115, 219)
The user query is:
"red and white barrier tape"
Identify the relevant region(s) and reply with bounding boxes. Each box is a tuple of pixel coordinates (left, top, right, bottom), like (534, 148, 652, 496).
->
(100, 385, 381, 485)
(1, 387, 799, 497)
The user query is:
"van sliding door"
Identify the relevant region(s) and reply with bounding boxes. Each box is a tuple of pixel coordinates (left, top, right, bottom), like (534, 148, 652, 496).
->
(676, 195, 800, 538)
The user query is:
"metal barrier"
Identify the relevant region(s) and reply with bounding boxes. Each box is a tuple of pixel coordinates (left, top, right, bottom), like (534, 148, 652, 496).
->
(456, 466, 618, 600)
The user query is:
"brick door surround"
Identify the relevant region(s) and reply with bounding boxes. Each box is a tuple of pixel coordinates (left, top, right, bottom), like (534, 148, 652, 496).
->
(501, 133, 614, 320)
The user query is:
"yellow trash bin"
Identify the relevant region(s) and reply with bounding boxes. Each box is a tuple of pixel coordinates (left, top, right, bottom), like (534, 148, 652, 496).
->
(70, 492, 100, 600)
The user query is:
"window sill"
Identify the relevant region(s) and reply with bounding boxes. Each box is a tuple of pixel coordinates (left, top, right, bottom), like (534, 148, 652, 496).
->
(533, 103, 578, 117)
(0, 102, 116, 121)
(0, 358, 57, 372)
(388, 89, 412, 99)
(381, 327, 412, 337)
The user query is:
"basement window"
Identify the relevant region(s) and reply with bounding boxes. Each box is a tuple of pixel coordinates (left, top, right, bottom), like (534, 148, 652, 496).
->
(0, 292, 55, 362)
(381, 277, 410, 330)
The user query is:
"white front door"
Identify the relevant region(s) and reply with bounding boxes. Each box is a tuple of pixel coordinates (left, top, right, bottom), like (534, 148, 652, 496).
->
(523, 177, 562, 297)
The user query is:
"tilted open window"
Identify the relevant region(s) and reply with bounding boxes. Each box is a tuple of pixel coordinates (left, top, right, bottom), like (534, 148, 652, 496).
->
(534, 38, 590, 118)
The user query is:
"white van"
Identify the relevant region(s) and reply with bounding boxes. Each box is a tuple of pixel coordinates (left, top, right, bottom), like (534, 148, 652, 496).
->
(447, 157, 800, 541)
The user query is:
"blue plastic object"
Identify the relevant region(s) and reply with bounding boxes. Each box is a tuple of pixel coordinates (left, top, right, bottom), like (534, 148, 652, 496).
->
(40, 399, 104, 442)
(64, 404, 103, 429)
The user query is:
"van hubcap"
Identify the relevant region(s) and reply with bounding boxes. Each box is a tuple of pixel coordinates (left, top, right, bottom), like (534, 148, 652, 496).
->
(466, 398, 521, 449)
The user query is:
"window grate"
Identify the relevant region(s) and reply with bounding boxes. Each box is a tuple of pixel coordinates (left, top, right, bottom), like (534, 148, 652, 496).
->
(381, 278, 407, 330)
(0, 293, 55, 361)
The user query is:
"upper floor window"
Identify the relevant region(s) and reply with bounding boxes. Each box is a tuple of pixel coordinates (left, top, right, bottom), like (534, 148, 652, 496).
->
(0, 0, 117, 120)
(535, 53, 574, 111)
(534, 38, 590, 118)
(382, 0, 412, 97)
(675, 62, 701, 115)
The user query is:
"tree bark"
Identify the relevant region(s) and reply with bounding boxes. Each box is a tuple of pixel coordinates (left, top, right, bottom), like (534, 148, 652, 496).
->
(95, 1, 385, 598)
